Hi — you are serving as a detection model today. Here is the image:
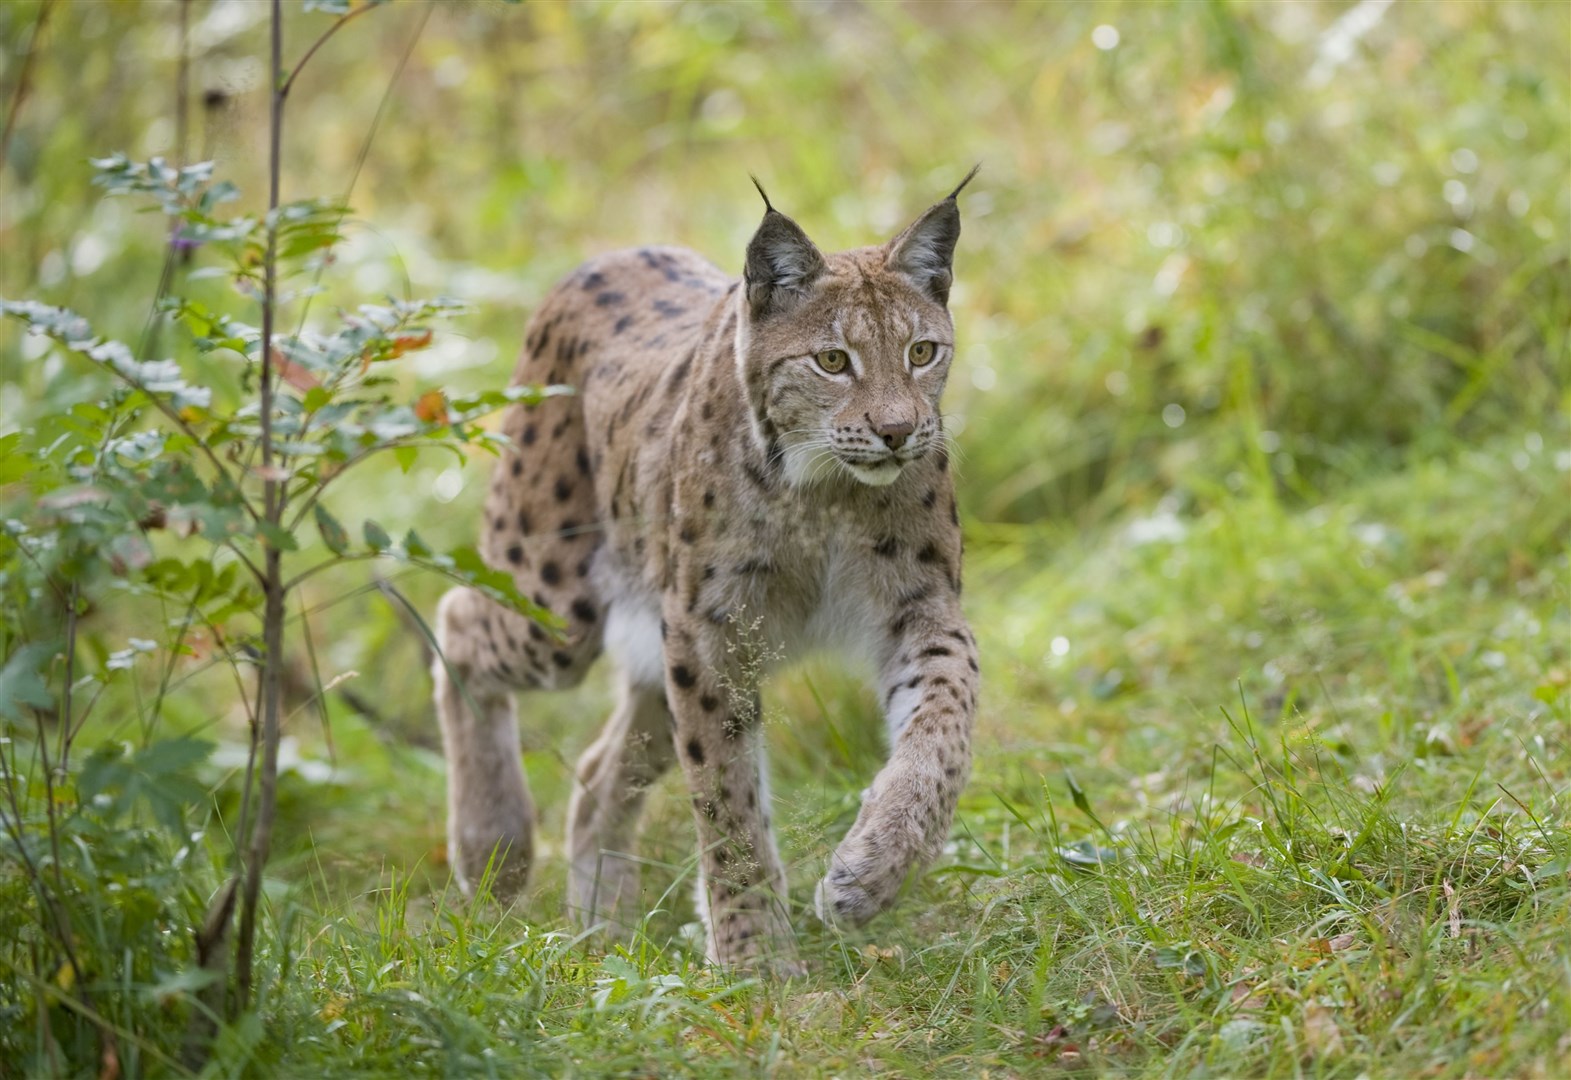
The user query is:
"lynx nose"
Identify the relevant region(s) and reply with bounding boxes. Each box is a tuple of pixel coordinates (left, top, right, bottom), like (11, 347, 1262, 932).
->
(873, 417, 915, 451)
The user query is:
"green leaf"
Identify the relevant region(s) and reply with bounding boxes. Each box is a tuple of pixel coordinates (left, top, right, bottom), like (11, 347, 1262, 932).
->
(393, 445, 419, 474)
(363, 519, 392, 552)
(0, 643, 58, 721)
(314, 505, 350, 554)
(404, 529, 432, 558)
(256, 519, 300, 552)
(135, 737, 214, 777)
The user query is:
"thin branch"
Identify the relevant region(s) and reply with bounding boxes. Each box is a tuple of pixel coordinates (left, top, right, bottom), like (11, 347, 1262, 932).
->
(278, 2, 380, 102)
(0, 0, 55, 189)
(291, 1, 428, 339)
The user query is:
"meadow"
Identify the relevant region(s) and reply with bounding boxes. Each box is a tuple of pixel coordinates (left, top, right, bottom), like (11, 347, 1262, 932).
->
(0, 1, 1567, 1076)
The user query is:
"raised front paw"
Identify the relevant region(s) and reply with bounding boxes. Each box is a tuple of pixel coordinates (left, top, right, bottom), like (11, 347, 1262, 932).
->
(813, 846, 899, 927)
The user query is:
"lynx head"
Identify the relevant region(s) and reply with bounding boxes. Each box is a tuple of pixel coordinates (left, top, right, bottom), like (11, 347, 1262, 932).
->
(736, 169, 977, 489)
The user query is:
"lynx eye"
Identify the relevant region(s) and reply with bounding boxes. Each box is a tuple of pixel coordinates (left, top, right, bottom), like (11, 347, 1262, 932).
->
(909, 340, 937, 367)
(816, 348, 850, 374)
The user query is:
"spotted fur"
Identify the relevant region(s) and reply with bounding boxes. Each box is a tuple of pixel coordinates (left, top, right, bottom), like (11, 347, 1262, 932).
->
(432, 177, 980, 970)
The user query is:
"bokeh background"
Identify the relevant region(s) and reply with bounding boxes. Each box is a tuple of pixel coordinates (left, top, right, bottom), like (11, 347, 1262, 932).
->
(1, 2, 1567, 1073)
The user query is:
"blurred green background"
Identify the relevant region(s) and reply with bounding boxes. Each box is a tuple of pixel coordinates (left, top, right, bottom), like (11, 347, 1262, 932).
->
(6, 0, 1564, 511)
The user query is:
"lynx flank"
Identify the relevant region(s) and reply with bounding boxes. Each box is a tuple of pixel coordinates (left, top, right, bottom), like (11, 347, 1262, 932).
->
(432, 173, 980, 969)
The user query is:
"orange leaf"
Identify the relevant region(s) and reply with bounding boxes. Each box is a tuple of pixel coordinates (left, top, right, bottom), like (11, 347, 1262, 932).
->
(414, 389, 449, 424)
(389, 329, 433, 359)
(271, 348, 320, 391)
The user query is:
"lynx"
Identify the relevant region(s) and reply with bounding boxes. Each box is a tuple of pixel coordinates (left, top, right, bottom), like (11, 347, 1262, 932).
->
(432, 172, 980, 969)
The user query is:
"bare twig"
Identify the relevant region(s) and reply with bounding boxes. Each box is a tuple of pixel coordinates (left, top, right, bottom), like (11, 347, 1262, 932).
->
(278, 2, 380, 103)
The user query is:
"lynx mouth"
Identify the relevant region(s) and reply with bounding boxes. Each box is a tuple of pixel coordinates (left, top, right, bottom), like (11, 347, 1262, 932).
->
(843, 456, 905, 487)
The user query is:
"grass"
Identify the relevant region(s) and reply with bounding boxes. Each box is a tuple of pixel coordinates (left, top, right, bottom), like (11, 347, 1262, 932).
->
(198, 430, 1565, 1078)
(1, 1, 1568, 1075)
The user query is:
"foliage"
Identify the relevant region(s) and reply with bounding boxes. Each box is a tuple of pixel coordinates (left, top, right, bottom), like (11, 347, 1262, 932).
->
(0, 0, 1567, 1077)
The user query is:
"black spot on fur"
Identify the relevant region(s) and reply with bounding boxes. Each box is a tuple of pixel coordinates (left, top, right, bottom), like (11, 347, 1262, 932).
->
(570, 597, 596, 623)
(923, 487, 938, 508)
(552, 650, 573, 669)
(576, 556, 592, 578)
(595, 290, 625, 307)
(541, 561, 562, 586)
(950, 499, 960, 526)
(702, 489, 715, 509)
(510, 459, 523, 477)
(613, 314, 634, 335)
(521, 425, 537, 446)
(554, 476, 573, 502)
(671, 665, 697, 690)
(506, 544, 524, 565)
(654, 299, 685, 318)
(528, 623, 544, 642)
(686, 738, 705, 765)
(576, 447, 591, 476)
(699, 693, 718, 712)
(582, 270, 606, 290)
(921, 645, 953, 658)
(700, 400, 714, 421)
(874, 536, 899, 558)
(679, 525, 696, 544)
(735, 559, 774, 576)
(917, 542, 942, 563)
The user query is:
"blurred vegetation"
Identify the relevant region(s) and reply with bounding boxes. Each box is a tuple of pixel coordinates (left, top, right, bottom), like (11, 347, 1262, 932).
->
(0, 1, 1567, 1076)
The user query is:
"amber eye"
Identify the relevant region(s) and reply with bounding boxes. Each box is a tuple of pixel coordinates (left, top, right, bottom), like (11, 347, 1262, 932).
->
(816, 348, 850, 374)
(909, 340, 937, 367)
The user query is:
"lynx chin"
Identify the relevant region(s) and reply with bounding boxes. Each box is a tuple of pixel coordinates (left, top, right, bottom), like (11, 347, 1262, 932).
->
(432, 170, 981, 971)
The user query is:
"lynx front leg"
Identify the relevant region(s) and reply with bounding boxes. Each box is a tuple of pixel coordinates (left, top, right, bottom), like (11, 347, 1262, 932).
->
(815, 599, 978, 925)
(661, 604, 796, 970)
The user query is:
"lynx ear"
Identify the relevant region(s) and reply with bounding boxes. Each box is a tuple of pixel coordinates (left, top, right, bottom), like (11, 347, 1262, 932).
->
(885, 166, 979, 305)
(743, 179, 826, 319)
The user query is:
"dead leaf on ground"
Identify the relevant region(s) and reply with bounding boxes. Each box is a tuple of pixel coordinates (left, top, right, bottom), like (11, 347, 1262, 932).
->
(1303, 1002, 1344, 1056)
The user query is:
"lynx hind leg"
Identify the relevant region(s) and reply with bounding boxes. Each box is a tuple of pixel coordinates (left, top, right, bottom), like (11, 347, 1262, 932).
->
(432, 586, 539, 899)
(433, 541, 606, 898)
(565, 673, 677, 933)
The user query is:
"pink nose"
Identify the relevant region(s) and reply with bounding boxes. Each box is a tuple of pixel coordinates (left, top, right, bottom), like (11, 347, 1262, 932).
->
(875, 419, 915, 450)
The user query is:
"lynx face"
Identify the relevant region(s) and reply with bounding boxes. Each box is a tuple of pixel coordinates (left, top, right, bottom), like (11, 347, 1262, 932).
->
(737, 181, 969, 488)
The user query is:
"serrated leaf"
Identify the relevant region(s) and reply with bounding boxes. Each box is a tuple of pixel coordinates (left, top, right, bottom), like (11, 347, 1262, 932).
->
(314, 505, 350, 554)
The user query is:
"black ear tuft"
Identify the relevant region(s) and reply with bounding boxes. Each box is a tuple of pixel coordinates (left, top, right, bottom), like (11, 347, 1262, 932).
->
(946, 163, 982, 202)
(885, 167, 978, 303)
(743, 187, 826, 319)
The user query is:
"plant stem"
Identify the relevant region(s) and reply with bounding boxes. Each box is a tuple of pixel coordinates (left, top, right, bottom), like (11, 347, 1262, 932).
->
(236, 0, 287, 1013)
